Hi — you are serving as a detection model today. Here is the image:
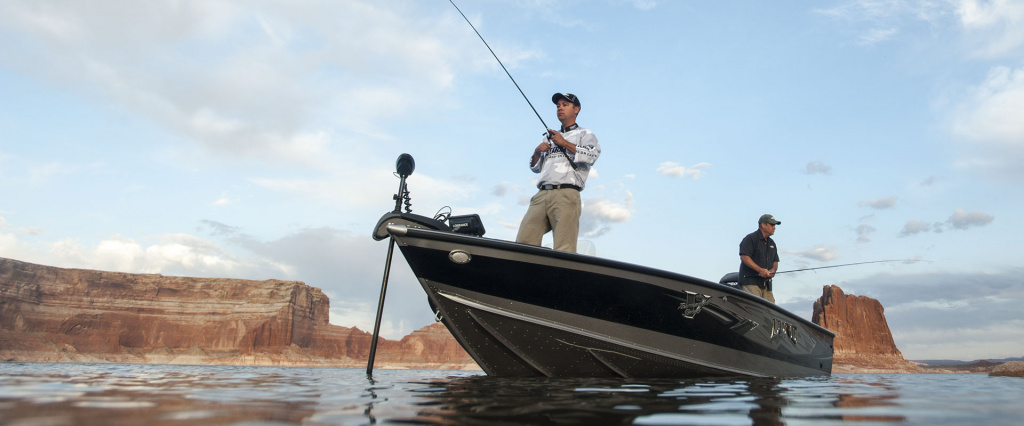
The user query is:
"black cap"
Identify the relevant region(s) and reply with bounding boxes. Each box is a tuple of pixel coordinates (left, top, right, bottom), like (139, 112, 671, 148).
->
(759, 214, 781, 225)
(552, 93, 580, 108)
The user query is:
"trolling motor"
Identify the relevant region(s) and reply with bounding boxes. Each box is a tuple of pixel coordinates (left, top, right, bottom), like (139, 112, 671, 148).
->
(366, 153, 429, 376)
(371, 155, 452, 241)
(366, 154, 486, 376)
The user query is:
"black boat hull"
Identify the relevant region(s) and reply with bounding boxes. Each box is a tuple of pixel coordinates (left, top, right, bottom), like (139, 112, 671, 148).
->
(388, 224, 834, 378)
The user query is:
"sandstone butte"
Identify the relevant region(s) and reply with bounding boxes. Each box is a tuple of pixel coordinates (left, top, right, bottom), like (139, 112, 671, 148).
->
(0, 256, 984, 374)
(812, 284, 927, 373)
(0, 257, 477, 369)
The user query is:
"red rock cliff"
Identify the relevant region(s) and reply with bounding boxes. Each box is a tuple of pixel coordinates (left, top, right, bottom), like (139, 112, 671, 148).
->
(0, 257, 476, 369)
(812, 284, 922, 372)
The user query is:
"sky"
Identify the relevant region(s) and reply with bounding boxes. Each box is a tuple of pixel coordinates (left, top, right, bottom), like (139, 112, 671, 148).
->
(1, 0, 1022, 362)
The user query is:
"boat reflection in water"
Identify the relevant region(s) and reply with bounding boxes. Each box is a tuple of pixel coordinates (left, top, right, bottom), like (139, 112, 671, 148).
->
(372, 154, 834, 379)
(405, 375, 910, 425)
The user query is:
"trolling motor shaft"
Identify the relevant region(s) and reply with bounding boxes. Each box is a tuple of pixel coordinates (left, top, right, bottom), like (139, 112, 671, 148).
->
(366, 153, 416, 376)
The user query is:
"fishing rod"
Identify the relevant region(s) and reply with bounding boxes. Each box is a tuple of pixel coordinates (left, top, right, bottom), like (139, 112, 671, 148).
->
(449, 0, 549, 132)
(730, 259, 927, 291)
(774, 259, 927, 275)
(449, 0, 583, 171)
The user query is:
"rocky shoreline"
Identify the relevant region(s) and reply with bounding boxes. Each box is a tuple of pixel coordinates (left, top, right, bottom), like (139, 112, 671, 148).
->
(0, 257, 477, 370)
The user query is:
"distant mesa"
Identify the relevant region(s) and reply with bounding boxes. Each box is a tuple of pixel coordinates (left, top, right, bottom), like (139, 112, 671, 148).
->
(0, 257, 477, 369)
(990, 361, 1024, 378)
(812, 284, 925, 373)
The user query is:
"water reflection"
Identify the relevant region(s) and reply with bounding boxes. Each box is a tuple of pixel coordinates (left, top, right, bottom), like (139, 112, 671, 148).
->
(6, 363, 1022, 425)
(404, 375, 908, 425)
(0, 364, 325, 425)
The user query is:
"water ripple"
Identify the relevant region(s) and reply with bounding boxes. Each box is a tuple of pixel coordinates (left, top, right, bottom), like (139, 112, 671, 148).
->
(0, 363, 1022, 425)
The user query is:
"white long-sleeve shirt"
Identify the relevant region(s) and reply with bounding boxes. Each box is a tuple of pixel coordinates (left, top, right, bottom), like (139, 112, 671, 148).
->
(531, 125, 601, 190)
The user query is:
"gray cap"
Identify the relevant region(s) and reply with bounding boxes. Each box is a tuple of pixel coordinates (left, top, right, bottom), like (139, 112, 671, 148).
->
(759, 214, 781, 225)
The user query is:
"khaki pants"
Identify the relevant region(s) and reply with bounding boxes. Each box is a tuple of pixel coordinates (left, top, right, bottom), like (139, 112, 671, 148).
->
(516, 188, 581, 253)
(741, 284, 775, 303)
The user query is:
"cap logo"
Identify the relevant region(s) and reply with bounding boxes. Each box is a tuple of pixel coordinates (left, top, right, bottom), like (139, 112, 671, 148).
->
(552, 92, 580, 107)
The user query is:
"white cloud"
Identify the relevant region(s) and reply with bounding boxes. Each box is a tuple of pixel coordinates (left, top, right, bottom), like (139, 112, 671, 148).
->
(956, 0, 1024, 58)
(655, 162, 685, 177)
(0, 233, 19, 256)
(859, 196, 899, 209)
(656, 161, 711, 179)
(900, 219, 932, 237)
(492, 182, 513, 197)
(953, 66, 1024, 145)
(815, 0, 950, 43)
(890, 311, 1024, 360)
(854, 224, 877, 243)
(27, 162, 71, 185)
(898, 208, 993, 236)
(918, 175, 940, 186)
(898, 324, 1024, 360)
(250, 165, 473, 215)
(948, 208, 994, 229)
(0, 217, 24, 255)
(950, 66, 1024, 179)
(803, 160, 832, 175)
(815, 1, 1024, 180)
(90, 236, 146, 272)
(859, 27, 898, 44)
(788, 246, 840, 262)
(1, 217, 53, 262)
(21, 227, 43, 236)
(587, 198, 632, 222)
(0, 0, 481, 167)
(580, 191, 634, 238)
(620, 0, 658, 12)
(887, 298, 973, 312)
(213, 192, 238, 207)
(43, 233, 291, 279)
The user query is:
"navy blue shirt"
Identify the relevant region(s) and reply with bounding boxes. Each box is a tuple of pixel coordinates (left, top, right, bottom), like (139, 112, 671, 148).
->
(738, 230, 779, 287)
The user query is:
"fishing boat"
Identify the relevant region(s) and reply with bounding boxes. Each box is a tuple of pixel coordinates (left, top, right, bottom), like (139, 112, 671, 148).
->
(368, 155, 834, 378)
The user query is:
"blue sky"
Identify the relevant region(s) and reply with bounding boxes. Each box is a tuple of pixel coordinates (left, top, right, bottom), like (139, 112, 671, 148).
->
(2, 0, 1022, 361)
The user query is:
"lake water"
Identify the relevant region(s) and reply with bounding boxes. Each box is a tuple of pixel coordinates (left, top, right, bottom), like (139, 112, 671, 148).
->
(0, 363, 1021, 425)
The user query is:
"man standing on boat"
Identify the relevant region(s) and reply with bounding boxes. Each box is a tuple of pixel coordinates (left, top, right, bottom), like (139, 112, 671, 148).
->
(738, 214, 781, 302)
(515, 93, 601, 253)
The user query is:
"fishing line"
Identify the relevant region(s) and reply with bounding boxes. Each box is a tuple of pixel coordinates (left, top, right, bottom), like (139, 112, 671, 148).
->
(449, 0, 549, 133)
(774, 259, 928, 275)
